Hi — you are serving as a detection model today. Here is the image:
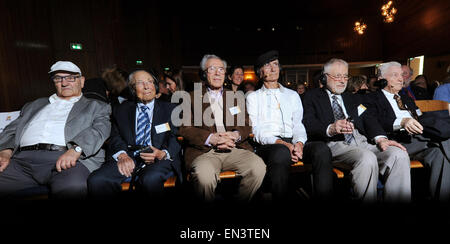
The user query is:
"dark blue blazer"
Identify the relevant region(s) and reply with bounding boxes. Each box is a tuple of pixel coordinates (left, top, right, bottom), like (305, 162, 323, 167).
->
(108, 99, 182, 180)
(302, 88, 385, 143)
(364, 89, 418, 136)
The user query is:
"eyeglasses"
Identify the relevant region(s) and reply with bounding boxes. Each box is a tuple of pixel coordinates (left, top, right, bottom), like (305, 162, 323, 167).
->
(52, 75, 80, 83)
(134, 80, 154, 87)
(325, 73, 350, 80)
(205, 66, 225, 74)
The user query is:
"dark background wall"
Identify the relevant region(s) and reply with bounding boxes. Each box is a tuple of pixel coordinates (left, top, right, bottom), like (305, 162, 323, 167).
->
(1, 0, 449, 111)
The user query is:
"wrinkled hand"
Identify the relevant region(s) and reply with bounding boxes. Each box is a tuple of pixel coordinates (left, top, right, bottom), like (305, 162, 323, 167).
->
(276, 140, 300, 162)
(376, 137, 407, 152)
(0, 149, 13, 172)
(293, 142, 304, 160)
(139, 146, 166, 164)
(209, 133, 236, 150)
(401, 118, 423, 134)
(117, 153, 135, 177)
(329, 119, 354, 136)
(56, 149, 81, 172)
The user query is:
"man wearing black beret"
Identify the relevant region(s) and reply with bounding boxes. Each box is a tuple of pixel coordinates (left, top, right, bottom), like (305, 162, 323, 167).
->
(247, 50, 334, 202)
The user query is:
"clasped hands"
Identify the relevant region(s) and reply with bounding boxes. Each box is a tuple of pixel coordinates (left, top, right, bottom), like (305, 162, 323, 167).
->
(117, 146, 166, 177)
(328, 119, 354, 136)
(209, 131, 240, 150)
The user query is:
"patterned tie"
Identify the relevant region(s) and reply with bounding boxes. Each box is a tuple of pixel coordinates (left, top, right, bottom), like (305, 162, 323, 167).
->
(394, 94, 419, 120)
(136, 105, 151, 146)
(331, 95, 353, 144)
(393, 94, 407, 110)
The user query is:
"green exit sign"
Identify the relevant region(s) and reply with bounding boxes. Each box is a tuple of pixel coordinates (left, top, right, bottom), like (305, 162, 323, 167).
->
(70, 43, 82, 50)
(136, 60, 143, 65)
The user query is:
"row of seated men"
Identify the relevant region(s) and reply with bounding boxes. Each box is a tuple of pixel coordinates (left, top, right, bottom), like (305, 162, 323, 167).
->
(0, 50, 449, 203)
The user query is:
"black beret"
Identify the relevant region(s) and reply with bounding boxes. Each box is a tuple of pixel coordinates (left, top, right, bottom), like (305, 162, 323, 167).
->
(254, 50, 279, 73)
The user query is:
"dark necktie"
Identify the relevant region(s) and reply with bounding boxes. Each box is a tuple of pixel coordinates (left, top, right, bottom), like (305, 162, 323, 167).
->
(331, 95, 353, 144)
(394, 94, 419, 120)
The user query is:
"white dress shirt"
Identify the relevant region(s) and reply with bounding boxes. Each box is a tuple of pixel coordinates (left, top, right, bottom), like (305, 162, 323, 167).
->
(20, 93, 82, 147)
(246, 83, 307, 145)
(382, 89, 412, 131)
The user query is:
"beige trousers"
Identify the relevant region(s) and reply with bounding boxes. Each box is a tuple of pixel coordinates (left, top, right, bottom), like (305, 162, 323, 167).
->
(189, 148, 266, 202)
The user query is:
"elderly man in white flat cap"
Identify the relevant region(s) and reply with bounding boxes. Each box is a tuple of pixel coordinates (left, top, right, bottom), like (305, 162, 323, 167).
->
(0, 61, 111, 199)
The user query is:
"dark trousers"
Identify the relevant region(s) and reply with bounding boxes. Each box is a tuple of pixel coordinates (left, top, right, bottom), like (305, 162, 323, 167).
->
(0, 150, 90, 199)
(302, 141, 334, 200)
(256, 140, 333, 201)
(87, 158, 174, 199)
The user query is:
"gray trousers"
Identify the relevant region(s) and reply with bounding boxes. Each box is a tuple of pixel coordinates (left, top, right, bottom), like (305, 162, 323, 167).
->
(403, 135, 450, 201)
(328, 130, 411, 203)
(0, 150, 90, 199)
(189, 148, 266, 202)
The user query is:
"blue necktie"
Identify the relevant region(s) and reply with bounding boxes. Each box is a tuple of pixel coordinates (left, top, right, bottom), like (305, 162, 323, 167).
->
(331, 95, 353, 144)
(136, 105, 151, 146)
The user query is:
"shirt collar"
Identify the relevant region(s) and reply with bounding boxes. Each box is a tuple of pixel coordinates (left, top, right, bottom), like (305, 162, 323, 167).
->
(382, 88, 397, 98)
(49, 93, 82, 104)
(261, 82, 285, 94)
(137, 99, 155, 112)
(325, 89, 342, 99)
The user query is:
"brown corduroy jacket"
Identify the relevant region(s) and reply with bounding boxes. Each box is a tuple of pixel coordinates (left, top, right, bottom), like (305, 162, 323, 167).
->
(178, 85, 253, 169)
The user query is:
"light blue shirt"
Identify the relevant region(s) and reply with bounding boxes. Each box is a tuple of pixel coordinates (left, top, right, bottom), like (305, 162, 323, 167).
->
(433, 83, 450, 103)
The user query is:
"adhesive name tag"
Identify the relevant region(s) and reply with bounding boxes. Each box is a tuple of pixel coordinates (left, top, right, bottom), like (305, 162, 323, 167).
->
(416, 108, 422, 117)
(357, 104, 367, 116)
(229, 106, 241, 115)
(155, 123, 171, 134)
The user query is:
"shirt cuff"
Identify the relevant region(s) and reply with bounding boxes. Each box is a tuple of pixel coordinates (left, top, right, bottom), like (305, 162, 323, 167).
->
(393, 118, 403, 131)
(162, 149, 171, 160)
(205, 133, 213, 147)
(374, 135, 388, 144)
(326, 124, 333, 137)
(113, 150, 127, 162)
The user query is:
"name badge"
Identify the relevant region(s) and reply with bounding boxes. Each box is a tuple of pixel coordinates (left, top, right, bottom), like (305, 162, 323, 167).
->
(416, 108, 422, 117)
(155, 123, 171, 134)
(357, 104, 367, 116)
(229, 106, 241, 115)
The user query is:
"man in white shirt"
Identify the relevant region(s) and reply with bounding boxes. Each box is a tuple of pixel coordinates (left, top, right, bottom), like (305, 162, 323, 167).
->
(247, 50, 334, 201)
(0, 61, 111, 199)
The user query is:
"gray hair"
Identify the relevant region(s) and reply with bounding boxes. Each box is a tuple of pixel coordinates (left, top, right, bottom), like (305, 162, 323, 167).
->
(379, 61, 401, 78)
(323, 58, 349, 73)
(200, 54, 227, 71)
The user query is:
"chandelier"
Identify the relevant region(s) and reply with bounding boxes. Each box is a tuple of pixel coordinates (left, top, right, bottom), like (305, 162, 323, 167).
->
(354, 21, 367, 35)
(381, 1, 397, 23)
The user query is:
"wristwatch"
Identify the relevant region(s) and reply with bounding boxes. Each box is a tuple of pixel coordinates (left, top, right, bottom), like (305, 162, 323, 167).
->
(74, 146, 83, 153)
(70, 144, 82, 153)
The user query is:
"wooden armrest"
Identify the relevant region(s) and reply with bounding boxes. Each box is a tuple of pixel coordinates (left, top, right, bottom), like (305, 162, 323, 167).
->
(121, 182, 131, 191)
(410, 160, 424, 169)
(333, 168, 344, 179)
(163, 176, 177, 188)
(292, 161, 304, 167)
(219, 171, 237, 179)
(177, 136, 184, 142)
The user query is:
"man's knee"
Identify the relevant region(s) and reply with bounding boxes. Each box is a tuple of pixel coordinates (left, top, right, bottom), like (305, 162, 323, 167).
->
(265, 144, 291, 165)
(356, 151, 378, 171)
(190, 161, 218, 187)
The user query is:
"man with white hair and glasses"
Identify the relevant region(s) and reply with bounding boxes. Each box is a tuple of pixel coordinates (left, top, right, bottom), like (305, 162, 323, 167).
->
(303, 58, 411, 203)
(365, 61, 450, 201)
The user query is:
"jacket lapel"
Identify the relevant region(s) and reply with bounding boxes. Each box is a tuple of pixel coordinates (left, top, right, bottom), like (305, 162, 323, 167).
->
(319, 89, 335, 124)
(66, 96, 89, 124)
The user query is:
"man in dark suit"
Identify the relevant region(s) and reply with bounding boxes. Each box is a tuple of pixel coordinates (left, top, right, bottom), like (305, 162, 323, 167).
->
(87, 70, 181, 198)
(0, 61, 111, 199)
(365, 61, 450, 201)
(178, 54, 266, 203)
(302, 58, 410, 203)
